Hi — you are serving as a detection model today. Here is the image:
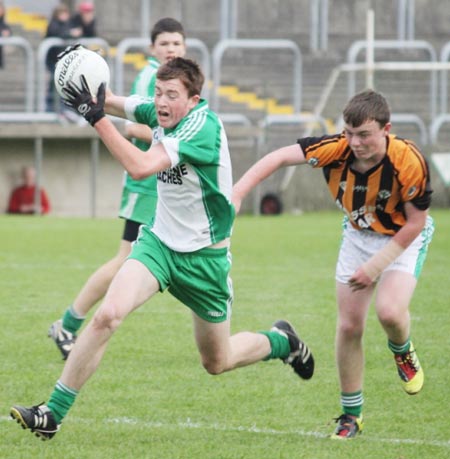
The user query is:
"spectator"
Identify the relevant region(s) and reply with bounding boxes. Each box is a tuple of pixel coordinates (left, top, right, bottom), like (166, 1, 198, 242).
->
(44, 4, 80, 112)
(0, 1, 12, 69)
(70, 2, 96, 38)
(7, 166, 51, 215)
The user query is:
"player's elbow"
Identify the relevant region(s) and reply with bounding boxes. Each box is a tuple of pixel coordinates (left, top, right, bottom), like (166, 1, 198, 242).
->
(128, 168, 149, 181)
(128, 171, 143, 180)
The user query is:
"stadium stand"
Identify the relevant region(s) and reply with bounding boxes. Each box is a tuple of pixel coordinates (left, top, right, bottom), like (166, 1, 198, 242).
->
(1, 0, 450, 215)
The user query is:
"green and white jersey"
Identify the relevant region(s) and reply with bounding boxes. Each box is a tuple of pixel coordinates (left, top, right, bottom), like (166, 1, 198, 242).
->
(122, 57, 159, 197)
(124, 97, 235, 252)
(132, 56, 159, 100)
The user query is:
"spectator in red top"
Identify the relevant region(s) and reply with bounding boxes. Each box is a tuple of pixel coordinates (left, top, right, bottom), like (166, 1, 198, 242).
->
(7, 166, 51, 215)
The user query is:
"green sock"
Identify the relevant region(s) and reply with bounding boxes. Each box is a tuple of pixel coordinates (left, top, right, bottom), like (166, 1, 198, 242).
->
(62, 305, 85, 334)
(388, 338, 410, 354)
(259, 330, 291, 361)
(341, 391, 363, 417)
(47, 380, 79, 424)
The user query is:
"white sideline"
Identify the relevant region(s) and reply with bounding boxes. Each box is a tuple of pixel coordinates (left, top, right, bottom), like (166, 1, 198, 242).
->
(3, 415, 450, 448)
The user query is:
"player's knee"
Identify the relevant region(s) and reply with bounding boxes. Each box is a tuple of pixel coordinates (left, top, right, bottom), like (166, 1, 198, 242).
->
(92, 304, 123, 333)
(377, 304, 404, 328)
(201, 356, 227, 375)
(338, 318, 364, 340)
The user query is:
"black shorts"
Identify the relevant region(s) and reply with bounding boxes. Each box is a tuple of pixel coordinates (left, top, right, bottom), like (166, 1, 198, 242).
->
(121, 219, 142, 242)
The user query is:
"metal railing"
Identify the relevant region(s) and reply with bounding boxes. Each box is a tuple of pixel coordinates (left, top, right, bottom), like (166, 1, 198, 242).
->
(316, 59, 450, 144)
(220, 0, 238, 40)
(346, 40, 438, 120)
(310, 0, 328, 52)
(137, 0, 413, 51)
(275, 51, 450, 197)
(429, 114, 450, 145)
(0, 36, 35, 112)
(439, 41, 450, 115)
(2, 35, 450, 139)
(137, 0, 237, 41)
(391, 113, 428, 145)
(397, 0, 415, 40)
(211, 39, 302, 114)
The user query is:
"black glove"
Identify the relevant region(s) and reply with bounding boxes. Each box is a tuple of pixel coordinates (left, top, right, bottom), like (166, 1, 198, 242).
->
(62, 75, 106, 126)
(56, 43, 83, 62)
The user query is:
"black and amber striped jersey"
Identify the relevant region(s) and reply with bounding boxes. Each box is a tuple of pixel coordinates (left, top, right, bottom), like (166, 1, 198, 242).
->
(297, 133, 432, 235)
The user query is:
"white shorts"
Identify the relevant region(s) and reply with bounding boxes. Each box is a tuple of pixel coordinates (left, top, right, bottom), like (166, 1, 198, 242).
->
(336, 215, 434, 284)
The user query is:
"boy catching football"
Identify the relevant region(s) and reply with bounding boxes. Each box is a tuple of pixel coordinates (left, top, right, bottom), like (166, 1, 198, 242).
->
(10, 56, 314, 440)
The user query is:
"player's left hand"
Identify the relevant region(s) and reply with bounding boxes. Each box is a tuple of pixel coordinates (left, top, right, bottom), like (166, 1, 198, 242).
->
(62, 75, 106, 126)
(348, 268, 373, 291)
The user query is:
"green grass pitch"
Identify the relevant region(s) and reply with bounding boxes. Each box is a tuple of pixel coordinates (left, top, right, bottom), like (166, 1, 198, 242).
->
(1, 210, 449, 458)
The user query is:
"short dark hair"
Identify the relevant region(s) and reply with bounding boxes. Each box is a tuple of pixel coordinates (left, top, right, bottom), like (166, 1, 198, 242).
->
(151, 17, 185, 44)
(157, 57, 204, 97)
(343, 89, 391, 128)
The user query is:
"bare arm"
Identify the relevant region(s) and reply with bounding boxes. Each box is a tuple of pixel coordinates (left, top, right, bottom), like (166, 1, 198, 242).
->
(103, 89, 128, 118)
(349, 202, 428, 290)
(104, 91, 153, 141)
(392, 202, 428, 248)
(124, 122, 153, 143)
(232, 143, 306, 213)
(94, 116, 171, 180)
(63, 83, 163, 177)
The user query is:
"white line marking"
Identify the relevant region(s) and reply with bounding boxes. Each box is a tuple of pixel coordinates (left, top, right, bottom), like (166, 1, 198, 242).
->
(3, 415, 449, 448)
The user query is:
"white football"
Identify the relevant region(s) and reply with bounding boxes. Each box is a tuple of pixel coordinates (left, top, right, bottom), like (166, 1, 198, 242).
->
(54, 46, 110, 98)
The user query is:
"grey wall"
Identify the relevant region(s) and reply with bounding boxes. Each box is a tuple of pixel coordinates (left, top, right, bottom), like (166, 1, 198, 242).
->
(1, 130, 447, 217)
(0, 138, 123, 217)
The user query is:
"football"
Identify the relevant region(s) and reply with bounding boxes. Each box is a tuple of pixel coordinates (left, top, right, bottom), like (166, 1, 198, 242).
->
(54, 45, 110, 98)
